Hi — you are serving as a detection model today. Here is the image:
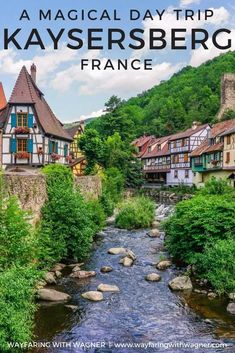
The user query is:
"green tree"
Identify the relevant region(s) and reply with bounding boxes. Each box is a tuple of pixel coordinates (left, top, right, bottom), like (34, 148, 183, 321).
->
(104, 95, 123, 112)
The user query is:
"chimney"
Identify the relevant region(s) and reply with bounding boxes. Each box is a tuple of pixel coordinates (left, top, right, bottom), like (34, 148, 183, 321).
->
(0, 82, 7, 110)
(30, 63, 37, 83)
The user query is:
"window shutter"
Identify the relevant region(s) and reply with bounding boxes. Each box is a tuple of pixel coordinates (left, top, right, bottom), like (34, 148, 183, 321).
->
(64, 144, 68, 157)
(10, 137, 17, 153)
(49, 141, 53, 154)
(27, 139, 33, 153)
(28, 114, 34, 128)
(56, 142, 59, 154)
(11, 113, 17, 128)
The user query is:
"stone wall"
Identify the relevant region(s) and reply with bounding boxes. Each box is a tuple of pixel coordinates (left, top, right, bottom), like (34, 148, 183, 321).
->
(4, 172, 47, 223)
(218, 74, 235, 120)
(141, 188, 192, 203)
(4, 172, 102, 223)
(74, 175, 102, 200)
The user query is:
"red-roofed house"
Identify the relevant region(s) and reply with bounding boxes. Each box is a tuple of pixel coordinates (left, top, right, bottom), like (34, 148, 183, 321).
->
(191, 119, 235, 187)
(141, 136, 171, 184)
(1, 65, 72, 169)
(168, 122, 210, 185)
(132, 135, 155, 158)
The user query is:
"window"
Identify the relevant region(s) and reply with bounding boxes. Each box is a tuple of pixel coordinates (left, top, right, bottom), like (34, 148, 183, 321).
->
(173, 141, 177, 148)
(17, 113, 28, 127)
(181, 139, 185, 147)
(157, 144, 161, 151)
(226, 152, 231, 163)
(227, 135, 231, 145)
(184, 153, 189, 163)
(17, 139, 27, 152)
(174, 170, 178, 179)
(185, 170, 189, 178)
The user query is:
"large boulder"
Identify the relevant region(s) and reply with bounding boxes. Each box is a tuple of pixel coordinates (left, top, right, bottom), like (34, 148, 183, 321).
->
(145, 273, 161, 282)
(44, 272, 57, 285)
(68, 263, 84, 268)
(37, 289, 71, 302)
(72, 265, 82, 272)
(70, 270, 96, 279)
(169, 276, 193, 291)
(101, 266, 113, 273)
(148, 229, 160, 238)
(108, 247, 127, 255)
(81, 291, 103, 302)
(227, 303, 235, 314)
(156, 260, 172, 270)
(97, 283, 120, 292)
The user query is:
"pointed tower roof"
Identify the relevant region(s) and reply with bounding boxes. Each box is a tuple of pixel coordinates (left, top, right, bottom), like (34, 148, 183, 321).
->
(0, 82, 7, 109)
(9, 66, 72, 141)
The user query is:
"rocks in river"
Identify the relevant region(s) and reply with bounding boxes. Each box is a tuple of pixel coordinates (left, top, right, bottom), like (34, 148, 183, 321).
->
(101, 266, 113, 273)
(108, 247, 127, 255)
(194, 289, 207, 295)
(97, 283, 120, 292)
(44, 272, 57, 284)
(152, 221, 160, 229)
(148, 229, 160, 238)
(72, 265, 82, 272)
(227, 303, 235, 315)
(51, 263, 66, 272)
(65, 305, 78, 312)
(169, 276, 193, 291)
(70, 270, 96, 279)
(228, 293, 235, 301)
(67, 263, 84, 268)
(156, 260, 172, 270)
(207, 292, 217, 299)
(106, 215, 115, 225)
(37, 289, 71, 302)
(119, 257, 133, 267)
(81, 291, 103, 302)
(55, 271, 62, 278)
(145, 273, 161, 282)
(127, 250, 136, 261)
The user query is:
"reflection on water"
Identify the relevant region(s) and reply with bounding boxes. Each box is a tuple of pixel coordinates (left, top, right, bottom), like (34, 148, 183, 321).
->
(28, 205, 235, 353)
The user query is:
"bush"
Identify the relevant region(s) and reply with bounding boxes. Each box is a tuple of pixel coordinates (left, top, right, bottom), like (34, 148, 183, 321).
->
(41, 165, 103, 262)
(198, 177, 233, 196)
(115, 196, 155, 230)
(86, 199, 106, 234)
(103, 167, 124, 203)
(164, 195, 235, 263)
(0, 266, 39, 352)
(193, 238, 235, 295)
(0, 197, 37, 270)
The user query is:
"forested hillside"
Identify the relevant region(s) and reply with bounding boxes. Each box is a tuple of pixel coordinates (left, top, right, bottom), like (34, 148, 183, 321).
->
(89, 51, 235, 140)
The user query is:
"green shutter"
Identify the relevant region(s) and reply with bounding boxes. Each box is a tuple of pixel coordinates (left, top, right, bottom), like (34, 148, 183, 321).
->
(27, 139, 33, 153)
(64, 144, 68, 157)
(28, 114, 34, 128)
(56, 142, 59, 154)
(10, 137, 17, 153)
(49, 141, 53, 154)
(11, 113, 17, 128)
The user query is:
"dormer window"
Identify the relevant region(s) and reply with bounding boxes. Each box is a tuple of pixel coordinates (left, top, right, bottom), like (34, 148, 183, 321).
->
(17, 113, 28, 127)
(157, 144, 161, 151)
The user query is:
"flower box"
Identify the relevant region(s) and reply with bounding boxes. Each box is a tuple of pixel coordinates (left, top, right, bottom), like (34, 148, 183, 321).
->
(65, 155, 73, 163)
(51, 153, 61, 161)
(15, 152, 30, 159)
(15, 127, 30, 134)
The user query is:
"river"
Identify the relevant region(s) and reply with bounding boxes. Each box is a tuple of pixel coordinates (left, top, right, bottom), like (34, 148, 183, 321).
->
(29, 205, 235, 353)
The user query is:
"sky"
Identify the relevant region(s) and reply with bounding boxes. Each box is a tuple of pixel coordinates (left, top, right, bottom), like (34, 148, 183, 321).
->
(0, 0, 234, 123)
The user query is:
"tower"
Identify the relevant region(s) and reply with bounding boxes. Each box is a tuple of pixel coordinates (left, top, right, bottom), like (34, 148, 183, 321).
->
(217, 74, 235, 120)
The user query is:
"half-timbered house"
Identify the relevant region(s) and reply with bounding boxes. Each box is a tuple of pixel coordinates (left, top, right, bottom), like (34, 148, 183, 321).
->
(1, 65, 72, 170)
(168, 122, 210, 185)
(132, 135, 155, 159)
(0, 83, 7, 168)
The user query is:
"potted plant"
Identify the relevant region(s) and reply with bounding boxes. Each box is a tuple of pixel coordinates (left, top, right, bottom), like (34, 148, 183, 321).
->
(15, 127, 30, 134)
(15, 152, 30, 159)
(51, 153, 61, 161)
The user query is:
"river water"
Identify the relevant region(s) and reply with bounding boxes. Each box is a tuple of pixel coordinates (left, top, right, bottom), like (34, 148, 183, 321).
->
(30, 205, 235, 353)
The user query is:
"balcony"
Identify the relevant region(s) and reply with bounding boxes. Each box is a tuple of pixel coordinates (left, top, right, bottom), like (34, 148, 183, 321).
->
(171, 146, 189, 153)
(171, 162, 190, 169)
(143, 164, 171, 173)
